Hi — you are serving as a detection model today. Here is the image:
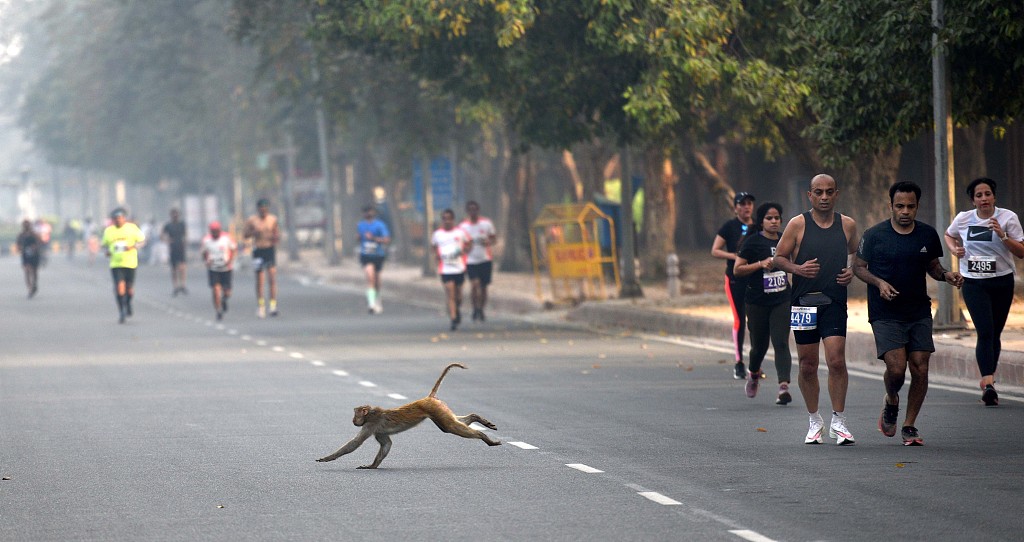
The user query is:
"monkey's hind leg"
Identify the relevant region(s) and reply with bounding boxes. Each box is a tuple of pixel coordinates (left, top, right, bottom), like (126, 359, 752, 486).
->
(457, 413, 498, 431)
(432, 414, 502, 446)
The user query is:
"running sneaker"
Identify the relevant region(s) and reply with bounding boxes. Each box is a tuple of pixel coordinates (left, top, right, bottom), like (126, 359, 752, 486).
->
(901, 426, 924, 446)
(269, 299, 278, 317)
(450, 318, 458, 331)
(982, 385, 999, 406)
(775, 383, 792, 405)
(829, 412, 855, 445)
(745, 371, 761, 398)
(878, 398, 899, 437)
(257, 305, 267, 319)
(805, 415, 824, 444)
(733, 361, 747, 380)
(216, 311, 223, 321)
(374, 301, 383, 314)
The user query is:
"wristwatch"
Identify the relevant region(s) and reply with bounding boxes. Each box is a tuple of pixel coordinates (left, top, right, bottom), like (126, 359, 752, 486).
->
(1002, 232, 1009, 241)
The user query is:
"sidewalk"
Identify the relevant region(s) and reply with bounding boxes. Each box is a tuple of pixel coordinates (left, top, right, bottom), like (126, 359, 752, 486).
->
(280, 248, 1024, 392)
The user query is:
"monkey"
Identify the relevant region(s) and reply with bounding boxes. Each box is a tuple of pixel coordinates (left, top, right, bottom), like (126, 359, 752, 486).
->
(315, 363, 501, 469)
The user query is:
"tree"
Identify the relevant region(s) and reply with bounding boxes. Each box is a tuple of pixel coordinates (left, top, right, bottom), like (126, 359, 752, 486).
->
(801, 0, 1024, 221)
(19, 0, 270, 192)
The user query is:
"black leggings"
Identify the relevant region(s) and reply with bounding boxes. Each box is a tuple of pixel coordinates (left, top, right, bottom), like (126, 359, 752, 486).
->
(962, 274, 1015, 377)
(745, 302, 792, 382)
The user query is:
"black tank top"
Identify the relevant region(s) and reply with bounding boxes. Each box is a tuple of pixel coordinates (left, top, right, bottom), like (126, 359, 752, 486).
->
(792, 211, 848, 303)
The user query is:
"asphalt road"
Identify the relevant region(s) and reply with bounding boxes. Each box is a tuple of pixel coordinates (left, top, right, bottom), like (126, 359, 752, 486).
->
(1, 252, 1020, 541)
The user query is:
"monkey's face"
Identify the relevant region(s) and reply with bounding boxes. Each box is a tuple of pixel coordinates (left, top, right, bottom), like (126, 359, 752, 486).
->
(352, 406, 371, 426)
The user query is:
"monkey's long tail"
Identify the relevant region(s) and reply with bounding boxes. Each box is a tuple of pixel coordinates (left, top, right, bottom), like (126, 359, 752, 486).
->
(429, 363, 467, 397)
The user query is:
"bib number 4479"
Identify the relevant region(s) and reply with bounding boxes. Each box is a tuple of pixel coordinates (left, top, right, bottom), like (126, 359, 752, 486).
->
(790, 306, 817, 330)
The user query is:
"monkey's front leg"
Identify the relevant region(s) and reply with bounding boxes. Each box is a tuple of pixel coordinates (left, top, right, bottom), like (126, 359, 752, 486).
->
(358, 434, 392, 469)
(316, 430, 370, 462)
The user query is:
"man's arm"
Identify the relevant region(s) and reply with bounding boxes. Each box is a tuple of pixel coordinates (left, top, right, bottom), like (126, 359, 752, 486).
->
(926, 258, 964, 287)
(852, 254, 895, 295)
(836, 215, 859, 286)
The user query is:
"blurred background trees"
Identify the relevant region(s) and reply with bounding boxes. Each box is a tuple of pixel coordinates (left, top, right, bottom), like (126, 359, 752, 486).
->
(2, 0, 1023, 278)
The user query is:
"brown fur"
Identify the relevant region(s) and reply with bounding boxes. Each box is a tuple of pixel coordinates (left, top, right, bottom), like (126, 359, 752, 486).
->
(315, 363, 501, 469)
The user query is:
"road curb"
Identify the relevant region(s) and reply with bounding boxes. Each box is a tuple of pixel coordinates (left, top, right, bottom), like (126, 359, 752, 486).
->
(566, 301, 1024, 389)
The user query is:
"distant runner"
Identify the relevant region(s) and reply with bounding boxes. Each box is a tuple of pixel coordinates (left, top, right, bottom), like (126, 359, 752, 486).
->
(101, 208, 146, 324)
(201, 221, 236, 321)
(459, 201, 497, 322)
(243, 198, 281, 318)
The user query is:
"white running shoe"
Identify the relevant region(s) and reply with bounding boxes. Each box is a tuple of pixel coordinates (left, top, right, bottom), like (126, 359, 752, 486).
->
(374, 300, 383, 314)
(829, 413, 856, 445)
(257, 305, 267, 319)
(805, 415, 825, 444)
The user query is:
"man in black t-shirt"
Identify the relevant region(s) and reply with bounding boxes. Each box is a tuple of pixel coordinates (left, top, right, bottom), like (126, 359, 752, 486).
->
(161, 208, 188, 296)
(853, 181, 963, 446)
(711, 192, 755, 379)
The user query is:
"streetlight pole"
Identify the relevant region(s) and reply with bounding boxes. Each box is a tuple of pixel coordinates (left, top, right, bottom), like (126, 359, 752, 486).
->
(932, 0, 963, 328)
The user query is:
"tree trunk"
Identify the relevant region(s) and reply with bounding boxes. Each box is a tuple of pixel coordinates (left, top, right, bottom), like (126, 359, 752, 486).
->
(640, 146, 677, 279)
(846, 147, 903, 229)
(956, 122, 988, 184)
(501, 146, 535, 272)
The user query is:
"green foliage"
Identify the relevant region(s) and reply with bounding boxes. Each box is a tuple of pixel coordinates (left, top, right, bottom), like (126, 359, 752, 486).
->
(801, 0, 1024, 165)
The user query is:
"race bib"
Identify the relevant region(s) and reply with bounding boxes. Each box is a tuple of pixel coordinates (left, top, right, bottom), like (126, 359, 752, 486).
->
(251, 257, 264, 270)
(363, 241, 379, 252)
(762, 270, 787, 294)
(791, 306, 818, 331)
(113, 241, 127, 253)
(967, 256, 997, 275)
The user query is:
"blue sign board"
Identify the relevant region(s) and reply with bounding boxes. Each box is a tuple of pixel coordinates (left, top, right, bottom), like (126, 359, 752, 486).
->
(413, 157, 455, 214)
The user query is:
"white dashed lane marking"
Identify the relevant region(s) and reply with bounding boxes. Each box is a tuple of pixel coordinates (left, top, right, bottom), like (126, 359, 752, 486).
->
(565, 463, 603, 474)
(508, 441, 538, 450)
(358, 381, 377, 388)
(387, 393, 407, 400)
(637, 491, 682, 506)
(728, 530, 778, 542)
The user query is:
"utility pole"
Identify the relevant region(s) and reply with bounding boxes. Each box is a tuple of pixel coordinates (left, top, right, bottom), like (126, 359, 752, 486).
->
(618, 147, 643, 298)
(932, 0, 963, 328)
(308, 36, 340, 266)
(283, 133, 300, 262)
(421, 158, 436, 277)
